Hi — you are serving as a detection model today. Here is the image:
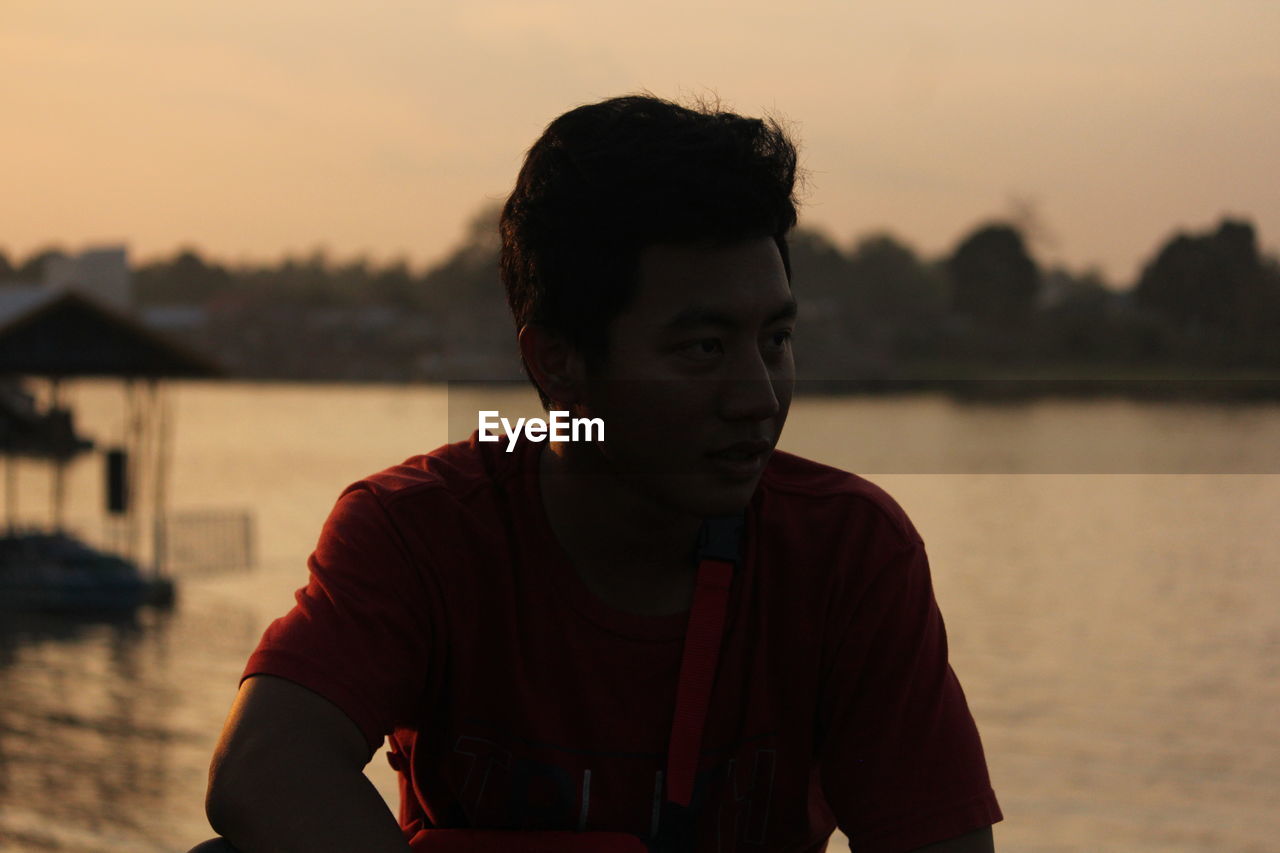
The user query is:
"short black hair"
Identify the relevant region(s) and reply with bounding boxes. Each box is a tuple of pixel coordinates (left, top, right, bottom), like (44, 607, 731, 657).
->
(500, 93, 800, 407)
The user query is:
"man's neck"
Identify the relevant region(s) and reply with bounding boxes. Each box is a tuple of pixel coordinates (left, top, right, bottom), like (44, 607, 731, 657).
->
(537, 441, 703, 614)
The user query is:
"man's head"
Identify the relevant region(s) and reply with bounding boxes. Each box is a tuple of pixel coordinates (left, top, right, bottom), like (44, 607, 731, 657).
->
(501, 94, 801, 515)
(500, 94, 799, 405)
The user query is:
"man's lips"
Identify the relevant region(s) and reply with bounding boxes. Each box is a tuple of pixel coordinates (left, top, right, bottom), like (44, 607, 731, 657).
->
(706, 439, 772, 460)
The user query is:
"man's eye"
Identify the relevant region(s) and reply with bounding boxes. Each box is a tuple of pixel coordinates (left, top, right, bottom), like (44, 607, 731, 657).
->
(682, 338, 723, 358)
(768, 329, 794, 349)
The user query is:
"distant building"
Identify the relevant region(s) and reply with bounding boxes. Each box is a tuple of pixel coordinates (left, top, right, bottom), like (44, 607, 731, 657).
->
(140, 304, 208, 334)
(44, 246, 132, 313)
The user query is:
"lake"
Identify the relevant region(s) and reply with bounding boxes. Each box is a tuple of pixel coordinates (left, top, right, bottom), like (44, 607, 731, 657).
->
(1, 381, 1277, 852)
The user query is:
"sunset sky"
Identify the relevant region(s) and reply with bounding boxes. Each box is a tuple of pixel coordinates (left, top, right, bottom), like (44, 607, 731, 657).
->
(4, 0, 1278, 285)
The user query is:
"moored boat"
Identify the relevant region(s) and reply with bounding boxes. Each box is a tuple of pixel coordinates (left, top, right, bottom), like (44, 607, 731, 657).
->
(0, 531, 174, 613)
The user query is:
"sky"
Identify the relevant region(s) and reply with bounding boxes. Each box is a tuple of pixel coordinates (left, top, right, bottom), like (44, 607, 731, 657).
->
(4, 0, 1278, 286)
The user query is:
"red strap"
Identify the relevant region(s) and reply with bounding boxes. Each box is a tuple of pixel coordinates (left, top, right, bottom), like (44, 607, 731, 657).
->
(411, 829, 647, 851)
(664, 556, 734, 807)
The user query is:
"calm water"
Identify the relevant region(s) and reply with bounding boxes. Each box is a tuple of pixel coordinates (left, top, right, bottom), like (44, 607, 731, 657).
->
(1, 382, 1278, 852)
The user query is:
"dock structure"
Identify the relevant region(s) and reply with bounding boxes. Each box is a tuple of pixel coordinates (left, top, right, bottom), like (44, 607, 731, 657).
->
(0, 284, 222, 609)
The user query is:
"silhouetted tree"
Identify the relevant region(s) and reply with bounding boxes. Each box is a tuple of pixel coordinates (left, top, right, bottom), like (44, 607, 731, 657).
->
(1037, 268, 1118, 360)
(1133, 219, 1266, 337)
(276, 249, 338, 303)
(847, 233, 947, 323)
(331, 256, 373, 302)
(135, 247, 232, 305)
(419, 202, 520, 378)
(14, 246, 67, 282)
(421, 202, 504, 310)
(788, 227, 851, 306)
(370, 259, 415, 307)
(946, 223, 1040, 326)
(786, 227, 866, 378)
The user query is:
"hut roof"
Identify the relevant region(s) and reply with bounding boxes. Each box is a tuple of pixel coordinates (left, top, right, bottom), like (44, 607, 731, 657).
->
(0, 287, 221, 378)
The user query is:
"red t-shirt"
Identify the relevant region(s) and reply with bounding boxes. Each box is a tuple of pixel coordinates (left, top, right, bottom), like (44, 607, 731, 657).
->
(244, 432, 1002, 852)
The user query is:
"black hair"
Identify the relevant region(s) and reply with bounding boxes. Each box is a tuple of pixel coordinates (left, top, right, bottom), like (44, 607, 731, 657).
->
(500, 93, 800, 407)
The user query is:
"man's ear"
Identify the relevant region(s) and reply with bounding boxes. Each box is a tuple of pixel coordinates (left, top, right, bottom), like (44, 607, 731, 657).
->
(518, 324, 587, 407)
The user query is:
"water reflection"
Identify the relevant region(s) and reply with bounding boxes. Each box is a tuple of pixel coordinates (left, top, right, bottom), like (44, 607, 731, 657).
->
(3, 386, 1279, 851)
(0, 599, 260, 852)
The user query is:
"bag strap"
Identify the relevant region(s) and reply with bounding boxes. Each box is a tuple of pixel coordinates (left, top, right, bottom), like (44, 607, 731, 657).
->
(481, 437, 744, 813)
(664, 513, 744, 808)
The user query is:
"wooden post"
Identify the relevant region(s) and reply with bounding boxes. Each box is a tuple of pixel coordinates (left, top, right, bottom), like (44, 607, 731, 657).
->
(4, 454, 15, 534)
(50, 378, 66, 532)
(149, 379, 171, 579)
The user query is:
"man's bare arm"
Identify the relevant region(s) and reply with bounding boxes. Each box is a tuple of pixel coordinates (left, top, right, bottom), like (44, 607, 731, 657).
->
(205, 674, 412, 853)
(910, 826, 995, 853)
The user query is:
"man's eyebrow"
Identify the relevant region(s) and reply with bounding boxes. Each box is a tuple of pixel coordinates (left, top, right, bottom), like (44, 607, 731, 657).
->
(662, 298, 798, 332)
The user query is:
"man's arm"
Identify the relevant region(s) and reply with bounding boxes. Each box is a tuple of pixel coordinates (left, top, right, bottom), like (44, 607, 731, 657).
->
(205, 674, 412, 853)
(910, 826, 994, 853)
(818, 533, 1002, 850)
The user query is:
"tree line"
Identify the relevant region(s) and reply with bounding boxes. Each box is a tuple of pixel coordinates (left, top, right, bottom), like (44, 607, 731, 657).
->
(788, 216, 1280, 382)
(4, 206, 1278, 388)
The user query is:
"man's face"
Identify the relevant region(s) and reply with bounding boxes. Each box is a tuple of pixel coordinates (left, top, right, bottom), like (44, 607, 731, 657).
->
(575, 235, 796, 517)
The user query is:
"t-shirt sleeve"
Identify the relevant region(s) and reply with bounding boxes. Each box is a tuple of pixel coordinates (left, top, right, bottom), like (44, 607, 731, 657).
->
(242, 484, 438, 757)
(817, 530, 1002, 852)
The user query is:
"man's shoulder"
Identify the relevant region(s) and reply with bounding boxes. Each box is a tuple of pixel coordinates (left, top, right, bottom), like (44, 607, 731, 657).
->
(758, 449, 922, 549)
(341, 432, 511, 513)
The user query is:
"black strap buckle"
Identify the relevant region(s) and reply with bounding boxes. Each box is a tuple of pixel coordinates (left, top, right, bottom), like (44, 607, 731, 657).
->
(694, 513, 745, 564)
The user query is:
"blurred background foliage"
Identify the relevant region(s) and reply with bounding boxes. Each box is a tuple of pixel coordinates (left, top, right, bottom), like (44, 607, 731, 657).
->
(5, 206, 1277, 387)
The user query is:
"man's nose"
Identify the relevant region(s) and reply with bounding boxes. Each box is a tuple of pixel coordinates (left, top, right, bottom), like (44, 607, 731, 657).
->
(719, 350, 782, 422)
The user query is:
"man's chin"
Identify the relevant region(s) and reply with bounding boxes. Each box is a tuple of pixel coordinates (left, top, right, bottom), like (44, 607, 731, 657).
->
(674, 477, 761, 518)
(620, 469, 762, 520)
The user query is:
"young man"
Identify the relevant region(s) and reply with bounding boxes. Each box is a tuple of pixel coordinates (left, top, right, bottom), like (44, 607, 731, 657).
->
(201, 95, 1002, 852)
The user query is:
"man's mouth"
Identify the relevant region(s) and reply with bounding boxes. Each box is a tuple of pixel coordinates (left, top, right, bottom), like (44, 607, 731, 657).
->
(705, 440, 772, 477)
(708, 440, 772, 459)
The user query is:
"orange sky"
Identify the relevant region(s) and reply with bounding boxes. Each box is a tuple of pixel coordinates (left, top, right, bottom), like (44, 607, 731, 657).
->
(4, 0, 1278, 284)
